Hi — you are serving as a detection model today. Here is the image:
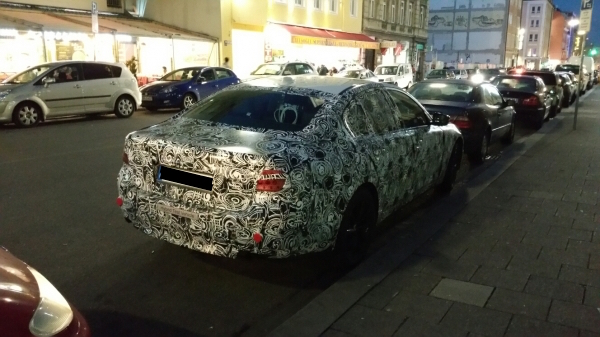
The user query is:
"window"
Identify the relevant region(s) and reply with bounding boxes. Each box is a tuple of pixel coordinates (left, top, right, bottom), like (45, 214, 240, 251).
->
(381, 1, 386, 20)
(399, 1, 405, 24)
(407, 2, 412, 26)
(485, 86, 503, 106)
(369, 0, 375, 18)
(530, 20, 534, 27)
(529, 34, 533, 42)
(420, 6, 424, 28)
(275, 0, 287, 3)
(386, 89, 430, 128)
(527, 48, 532, 57)
(350, 0, 357, 16)
(313, 0, 321, 10)
(534, 34, 538, 41)
(329, 0, 337, 12)
(391, 2, 396, 22)
(107, 0, 121, 8)
(537, 6, 541, 13)
(531, 5, 535, 13)
(358, 90, 396, 133)
(200, 69, 216, 81)
(215, 69, 232, 79)
(535, 20, 539, 27)
(532, 48, 537, 56)
(110, 66, 122, 77)
(51, 64, 83, 83)
(82, 63, 113, 80)
(344, 103, 372, 136)
(294, 0, 304, 6)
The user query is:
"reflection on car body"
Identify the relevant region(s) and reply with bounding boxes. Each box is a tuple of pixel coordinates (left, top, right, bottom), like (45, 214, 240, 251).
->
(117, 76, 462, 260)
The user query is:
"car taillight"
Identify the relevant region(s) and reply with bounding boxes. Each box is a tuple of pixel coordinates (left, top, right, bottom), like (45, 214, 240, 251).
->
(122, 152, 129, 164)
(522, 96, 539, 106)
(450, 116, 472, 129)
(256, 170, 286, 192)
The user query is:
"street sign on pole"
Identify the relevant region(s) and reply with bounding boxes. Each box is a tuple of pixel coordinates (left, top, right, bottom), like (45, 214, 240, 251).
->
(91, 2, 98, 34)
(574, 0, 594, 130)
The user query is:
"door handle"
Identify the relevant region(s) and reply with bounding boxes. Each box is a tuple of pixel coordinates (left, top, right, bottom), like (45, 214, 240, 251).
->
(74, 84, 81, 89)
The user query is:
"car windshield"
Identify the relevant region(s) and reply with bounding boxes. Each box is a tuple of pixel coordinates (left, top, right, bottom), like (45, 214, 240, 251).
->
(251, 64, 283, 75)
(2, 65, 52, 84)
(161, 68, 202, 81)
(338, 70, 362, 78)
(375, 66, 397, 75)
(556, 64, 580, 74)
(408, 82, 474, 102)
(428, 70, 446, 76)
(523, 72, 557, 85)
(492, 77, 537, 91)
(181, 89, 326, 132)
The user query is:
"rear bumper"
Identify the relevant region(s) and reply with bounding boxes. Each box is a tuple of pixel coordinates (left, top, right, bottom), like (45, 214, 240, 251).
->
(458, 129, 483, 154)
(140, 93, 183, 109)
(514, 107, 544, 120)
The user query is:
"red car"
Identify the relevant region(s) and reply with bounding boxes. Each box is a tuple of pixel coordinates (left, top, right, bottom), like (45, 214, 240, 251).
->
(0, 246, 90, 337)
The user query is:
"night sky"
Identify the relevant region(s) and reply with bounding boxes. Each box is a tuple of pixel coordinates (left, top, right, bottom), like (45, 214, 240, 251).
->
(553, 0, 600, 45)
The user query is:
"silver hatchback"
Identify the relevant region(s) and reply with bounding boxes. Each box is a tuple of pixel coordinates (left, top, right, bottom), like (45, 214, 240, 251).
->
(0, 61, 141, 127)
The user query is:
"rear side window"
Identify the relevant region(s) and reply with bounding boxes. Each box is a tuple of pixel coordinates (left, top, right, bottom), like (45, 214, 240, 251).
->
(215, 69, 232, 79)
(344, 102, 372, 136)
(82, 64, 113, 80)
(110, 66, 122, 77)
(181, 89, 325, 132)
(524, 72, 556, 85)
(358, 90, 396, 133)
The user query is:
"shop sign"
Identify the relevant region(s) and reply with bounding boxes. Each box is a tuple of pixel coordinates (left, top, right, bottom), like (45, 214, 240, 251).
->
(291, 35, 379, 49)
(291, 35, 328, 46)
(380, 40, 397, 48)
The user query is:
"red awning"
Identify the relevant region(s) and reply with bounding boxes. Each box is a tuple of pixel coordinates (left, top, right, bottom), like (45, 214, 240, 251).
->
(271, 23, 379, 49)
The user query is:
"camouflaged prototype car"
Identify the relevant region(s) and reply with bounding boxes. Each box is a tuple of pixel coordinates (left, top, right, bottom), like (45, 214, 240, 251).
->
(117, 76, 463, 261)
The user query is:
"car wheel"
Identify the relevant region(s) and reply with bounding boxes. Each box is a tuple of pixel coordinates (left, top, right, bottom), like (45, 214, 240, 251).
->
(13, 102, 41, 128)
(469, 131, 489, 164)
(437, 142, 462, 193)
(182, 93, 197, 110)
(114, 96, 135, 118)
(549, 104, 557, 118)
(502, 118, 516, 145)
(334, 188, 377, 266)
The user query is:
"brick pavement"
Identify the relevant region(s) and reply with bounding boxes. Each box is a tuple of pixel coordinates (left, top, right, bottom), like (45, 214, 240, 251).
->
(270, 88, 600, 337)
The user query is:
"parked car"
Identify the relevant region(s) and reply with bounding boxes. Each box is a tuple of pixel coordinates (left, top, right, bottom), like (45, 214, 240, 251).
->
(557, 73, 575, 107)
(335, 68, 379, 82)
(479, 68, 506, 82)
(556, 71, 578, 104)
(516, 71, 563, 117)
(117, 76, 462, 263)
(0, 246, 90, 337)
(374, 63, 414, 89)
(0, 71, 15, 81)
(594, 69, 599, 85)
(452, 69, 468, 79)
(408, 79, 515, 163)
(0, 61, 140, 127)
(244, 61, 316, 81)
(426, 69, 456, 80)
(491, 75, 552, 129)
(140, 67, 240, 111)
(555, 64, 588, 94)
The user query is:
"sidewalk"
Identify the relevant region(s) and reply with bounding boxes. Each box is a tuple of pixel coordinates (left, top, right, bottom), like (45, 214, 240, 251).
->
(269, 88, 600, 337)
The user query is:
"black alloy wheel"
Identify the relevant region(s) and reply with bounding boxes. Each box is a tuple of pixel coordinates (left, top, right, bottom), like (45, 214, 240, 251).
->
(334, 188, 378, 267)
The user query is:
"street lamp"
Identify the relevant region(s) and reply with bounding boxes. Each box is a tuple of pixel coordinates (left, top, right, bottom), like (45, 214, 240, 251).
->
(568, 19, 580, 27)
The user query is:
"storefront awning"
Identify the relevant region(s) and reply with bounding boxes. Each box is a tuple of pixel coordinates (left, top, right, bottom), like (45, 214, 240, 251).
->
(272, 23, 379, 49)
(0, 8, 217, 42)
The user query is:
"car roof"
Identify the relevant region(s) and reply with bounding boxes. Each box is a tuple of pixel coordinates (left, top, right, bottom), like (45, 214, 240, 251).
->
(33, 61, 125, 68)
(419, 79, 476, 85)
(242, 75, 370, 95)
(497, 75, 539, 80)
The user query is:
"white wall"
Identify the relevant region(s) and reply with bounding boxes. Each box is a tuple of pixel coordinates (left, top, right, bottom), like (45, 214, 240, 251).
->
(143, 0, 221, 40)
(468, 31, 503, 50)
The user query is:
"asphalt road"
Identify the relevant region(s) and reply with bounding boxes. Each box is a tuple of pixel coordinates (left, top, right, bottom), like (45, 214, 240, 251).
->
(0, 108, 536, 337)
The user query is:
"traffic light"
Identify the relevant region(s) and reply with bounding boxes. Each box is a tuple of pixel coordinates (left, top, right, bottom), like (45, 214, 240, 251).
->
(591, 48, 598, 56)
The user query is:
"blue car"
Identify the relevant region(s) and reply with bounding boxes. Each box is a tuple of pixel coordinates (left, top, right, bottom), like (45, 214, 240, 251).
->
(140, 66, 240, 110)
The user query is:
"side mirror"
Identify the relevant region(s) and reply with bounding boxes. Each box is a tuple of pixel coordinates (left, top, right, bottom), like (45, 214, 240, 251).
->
(43, 77, 56, 87)
(431, 112, 450, 126)
(197, 76, 206, 84)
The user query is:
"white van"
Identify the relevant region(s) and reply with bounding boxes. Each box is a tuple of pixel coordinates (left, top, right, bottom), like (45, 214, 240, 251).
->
(374, 63, 414, 89)
(567, 56, 595, 90)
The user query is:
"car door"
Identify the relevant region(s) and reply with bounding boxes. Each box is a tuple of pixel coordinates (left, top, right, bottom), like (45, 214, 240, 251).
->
(385, 88, 441, 194)
(81, 63, 118, 113)
(482, 85, 504, 141)
(198, 68, 218, 98)
(35, 63, 85, 116)
(488, 85, 512, 133)
(214, 68, 240, 89)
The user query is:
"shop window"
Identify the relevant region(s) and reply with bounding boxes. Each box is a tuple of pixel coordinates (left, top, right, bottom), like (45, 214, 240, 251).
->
(201, 69, 216, 81)
(329, 0, 337, 12)
(399, 1, 405, 25)
(350, 0, 357, 16)
(215, 69, 232, 79)
(82, 63, 113, 80)
(313, 0, 321, 10)
(107, 0, 121, 8)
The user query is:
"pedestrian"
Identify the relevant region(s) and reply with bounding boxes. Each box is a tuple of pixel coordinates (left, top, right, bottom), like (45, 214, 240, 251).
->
(222, 57, 230, 68)
(162, 66, 167, 75)
(318, 64, 329, 76)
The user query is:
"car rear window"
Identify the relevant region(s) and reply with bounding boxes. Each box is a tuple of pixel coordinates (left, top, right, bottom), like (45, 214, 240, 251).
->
(181, 89, 325, 132)
(493, 77, 537, 91)
(408, 82, 474, 102)
(556, 65, 580, 74)
(523, 72, 556, 85)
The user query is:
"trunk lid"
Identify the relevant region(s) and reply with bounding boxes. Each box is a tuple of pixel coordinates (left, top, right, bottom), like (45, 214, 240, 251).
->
(498, 89, 538, 104)
(420, 101, 470, 116)
(125, 118, 273, 211)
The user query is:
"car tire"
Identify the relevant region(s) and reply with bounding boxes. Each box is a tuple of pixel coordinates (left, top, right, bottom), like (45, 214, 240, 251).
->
(549, 104, 557, 118)
(114, 96, 135, 118)
(333, 188, 378, 267)
(502, 117, 516, 145)
(469, 131, 489, 164)
(437, 142, 462, 193)
(181, 93, 197, 110)
(12, 102, 41, 128)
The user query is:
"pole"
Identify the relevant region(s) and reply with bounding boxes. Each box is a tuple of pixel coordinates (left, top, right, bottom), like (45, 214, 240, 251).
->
(573, 34, 586, 130)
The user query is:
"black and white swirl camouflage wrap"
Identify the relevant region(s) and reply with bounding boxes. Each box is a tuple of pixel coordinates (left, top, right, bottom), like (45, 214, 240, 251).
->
(117, 77, 461, 258)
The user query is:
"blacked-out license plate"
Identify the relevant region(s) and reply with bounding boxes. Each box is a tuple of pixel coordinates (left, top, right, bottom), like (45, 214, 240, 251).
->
(157, 166, 213, 192)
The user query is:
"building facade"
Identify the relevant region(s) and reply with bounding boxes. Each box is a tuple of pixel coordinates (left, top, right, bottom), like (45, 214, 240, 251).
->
(426, 0, 523, 68)
(361, 0, 429, 72)
(520, 0, 554, 69)
(548, 9, 570, 64)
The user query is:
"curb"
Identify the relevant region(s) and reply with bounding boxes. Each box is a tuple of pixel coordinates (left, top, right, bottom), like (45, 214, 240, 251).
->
(266, 89, 595, 337)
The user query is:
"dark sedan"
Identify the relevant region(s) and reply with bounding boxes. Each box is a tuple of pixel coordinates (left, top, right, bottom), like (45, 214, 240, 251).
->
(479, 68, 506, 82)
(408, 80, 515, 163)
(140, 67, 240, 111)
(0, 247, 90, 337)
(557, 71, 579, 104)
(491, 75, 552, 129)
(557, 73, 575, 107)
(512, 70, 563, 117)
(426, 69, 456, 80)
